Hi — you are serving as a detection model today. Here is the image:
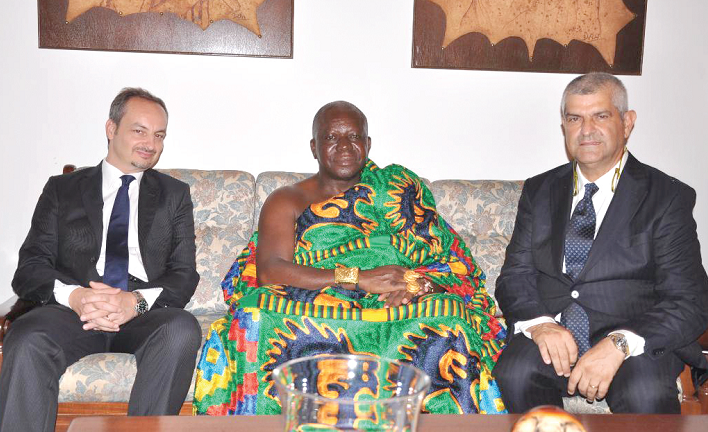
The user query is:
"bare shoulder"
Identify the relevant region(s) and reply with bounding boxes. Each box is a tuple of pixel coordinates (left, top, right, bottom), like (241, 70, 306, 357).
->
(260, 177, 317, 223)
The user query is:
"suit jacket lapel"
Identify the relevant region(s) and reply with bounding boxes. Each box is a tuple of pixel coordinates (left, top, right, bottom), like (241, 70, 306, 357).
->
(138, 169, 160, 270)
(550, 164, 574, 276)
(80, 163, 104, 254)
(579, 153, 648, 279)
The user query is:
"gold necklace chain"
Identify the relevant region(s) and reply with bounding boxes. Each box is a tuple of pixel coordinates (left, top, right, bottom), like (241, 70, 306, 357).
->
(573, 147, 627, 196)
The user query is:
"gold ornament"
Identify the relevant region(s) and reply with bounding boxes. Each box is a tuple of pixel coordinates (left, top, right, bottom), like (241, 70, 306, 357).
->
(573, 146, 627, 196)
(403, 270, 422, 294)
(334, 267, 359, 285)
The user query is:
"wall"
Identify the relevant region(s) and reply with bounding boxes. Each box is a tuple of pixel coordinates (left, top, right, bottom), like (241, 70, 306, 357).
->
(1, 1, 707, 302)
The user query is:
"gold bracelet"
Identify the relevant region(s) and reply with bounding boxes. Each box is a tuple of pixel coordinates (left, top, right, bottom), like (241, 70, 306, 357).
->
(334, 267, 359, 285)
(403, 270, 421, 294)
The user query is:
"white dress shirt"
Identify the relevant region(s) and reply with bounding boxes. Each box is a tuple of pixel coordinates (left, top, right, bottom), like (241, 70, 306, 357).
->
(53, 160, 162, 309)
(515, 151, 645, 358)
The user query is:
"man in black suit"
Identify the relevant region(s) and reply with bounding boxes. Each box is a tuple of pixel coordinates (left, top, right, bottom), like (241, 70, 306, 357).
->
(494, 73, 708, 413)
(0, 88, 201, 431)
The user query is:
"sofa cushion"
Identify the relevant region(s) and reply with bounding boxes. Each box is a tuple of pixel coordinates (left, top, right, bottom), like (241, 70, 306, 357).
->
(430, 180, 523, 313)
(58, 353, 136, 403)
(159, 169, 256, 315)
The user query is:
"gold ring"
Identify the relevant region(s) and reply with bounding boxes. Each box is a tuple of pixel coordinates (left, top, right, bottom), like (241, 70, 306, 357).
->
(403, 270, 419, 283)
(404, 270, 421, 294)
(405, 283, 419, 294)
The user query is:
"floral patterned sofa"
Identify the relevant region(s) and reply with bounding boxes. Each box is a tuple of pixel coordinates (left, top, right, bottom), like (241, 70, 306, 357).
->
(0, 168, 698, 428)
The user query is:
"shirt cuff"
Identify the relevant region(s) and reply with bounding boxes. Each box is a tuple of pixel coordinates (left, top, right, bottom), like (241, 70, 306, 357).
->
(134, 288, 163, 310)
(609, 330, 645, 358)
(54, 279, 81, 308)
(515, 316, 558, 338)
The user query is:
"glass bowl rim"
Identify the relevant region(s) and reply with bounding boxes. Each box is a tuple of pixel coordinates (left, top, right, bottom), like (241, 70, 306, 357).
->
(272, 354, 431, 406)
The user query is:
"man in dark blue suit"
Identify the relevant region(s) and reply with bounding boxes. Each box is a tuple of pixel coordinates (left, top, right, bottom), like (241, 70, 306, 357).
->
(494, 72, 708, 413)
(0, 88, 201, 431)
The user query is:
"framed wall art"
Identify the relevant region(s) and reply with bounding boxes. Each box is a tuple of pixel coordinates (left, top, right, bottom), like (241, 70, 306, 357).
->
(38, 0, 293, 58)
(412, 0, 646, 74)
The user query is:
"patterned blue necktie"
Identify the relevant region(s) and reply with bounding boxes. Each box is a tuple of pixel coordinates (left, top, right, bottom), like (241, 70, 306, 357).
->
(561, 182, 598, 356)
(103, 175, 135, 291)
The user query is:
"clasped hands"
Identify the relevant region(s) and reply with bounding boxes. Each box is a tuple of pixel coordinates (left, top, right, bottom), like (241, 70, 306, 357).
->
(68, 281, 138, 332)
(356, 265, 436, 307)
(528, 322, 625, 402)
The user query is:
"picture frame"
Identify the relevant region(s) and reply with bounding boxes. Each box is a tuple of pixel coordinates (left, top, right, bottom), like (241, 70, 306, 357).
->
(38, 0, 293, 58)
(412, 0, 646, 75)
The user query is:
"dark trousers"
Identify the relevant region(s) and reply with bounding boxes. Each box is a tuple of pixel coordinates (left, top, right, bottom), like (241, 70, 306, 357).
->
(0, 304, 201, 432)
(493, 335, 684, 414)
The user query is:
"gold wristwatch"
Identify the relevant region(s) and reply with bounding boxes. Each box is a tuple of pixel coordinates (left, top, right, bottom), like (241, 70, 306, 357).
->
(607, 333, 629, 358)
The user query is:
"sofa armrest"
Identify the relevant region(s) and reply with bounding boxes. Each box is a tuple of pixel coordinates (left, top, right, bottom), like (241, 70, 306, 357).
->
(0, 296, 41, 357)
(0, 295, 17, 341)
(1, 296, 41, 332)
(0, 295, 15, 372)
(698, 329, 708, 351)
(0, 296, 15, 316)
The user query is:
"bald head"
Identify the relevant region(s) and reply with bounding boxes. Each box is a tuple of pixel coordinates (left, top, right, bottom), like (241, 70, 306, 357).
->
(312, 101, 368, 139)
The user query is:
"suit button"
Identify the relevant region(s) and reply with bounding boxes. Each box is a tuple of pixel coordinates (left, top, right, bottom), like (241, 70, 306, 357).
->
(90, 257, 97, 263)
(571, 290, 579, 299)
(653, 348, 665, 356)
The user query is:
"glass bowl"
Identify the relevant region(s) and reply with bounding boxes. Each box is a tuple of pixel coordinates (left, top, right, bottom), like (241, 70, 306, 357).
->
(272, 354, 431, 432)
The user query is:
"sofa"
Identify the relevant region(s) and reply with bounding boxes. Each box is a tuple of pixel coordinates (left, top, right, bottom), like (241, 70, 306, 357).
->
(0, 167, 705, 430)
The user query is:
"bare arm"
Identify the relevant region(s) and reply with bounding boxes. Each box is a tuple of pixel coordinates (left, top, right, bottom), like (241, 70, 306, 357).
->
(256, 187, 335, 289)
(256, 187, 410, 294)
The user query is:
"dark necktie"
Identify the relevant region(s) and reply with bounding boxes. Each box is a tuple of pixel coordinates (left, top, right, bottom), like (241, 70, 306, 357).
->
(103, 174, 135, 291)
(561, 182, 598, 356)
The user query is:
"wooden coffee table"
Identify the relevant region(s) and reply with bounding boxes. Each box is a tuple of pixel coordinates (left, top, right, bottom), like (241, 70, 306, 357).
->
(67, 413, 708, 432)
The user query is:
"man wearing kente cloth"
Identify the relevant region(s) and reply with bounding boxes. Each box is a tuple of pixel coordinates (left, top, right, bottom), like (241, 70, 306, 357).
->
(193, 101, 507, 416)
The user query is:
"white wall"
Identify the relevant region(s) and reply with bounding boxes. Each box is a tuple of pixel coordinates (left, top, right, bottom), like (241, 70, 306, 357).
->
(1, 1, 707, 302)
